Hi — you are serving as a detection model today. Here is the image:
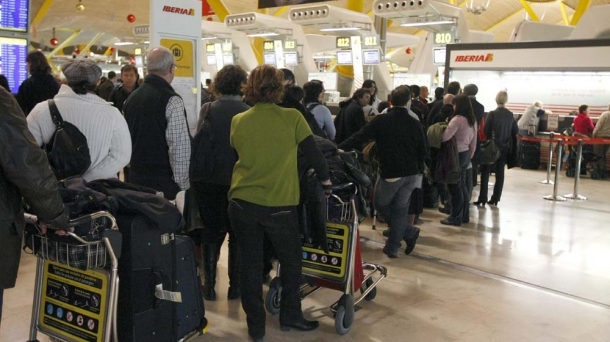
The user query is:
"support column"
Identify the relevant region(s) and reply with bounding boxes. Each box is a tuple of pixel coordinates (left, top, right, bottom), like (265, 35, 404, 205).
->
(78, 32, 104, 57)
(519, 0, 540, 21)
(47, 30, 82, 58)
(570, 0, 592, 26)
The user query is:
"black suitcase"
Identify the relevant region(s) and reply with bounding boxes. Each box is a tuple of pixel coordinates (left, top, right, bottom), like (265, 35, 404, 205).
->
(117, 214, 177, 342)
(520, 141, 541, 170)
(175, 235, 207, 339)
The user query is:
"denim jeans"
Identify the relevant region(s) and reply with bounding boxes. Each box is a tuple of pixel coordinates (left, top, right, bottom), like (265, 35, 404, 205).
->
(374, 175, 420, 254)
(228, 199, 303, 339)
(447, 152, 471, 223)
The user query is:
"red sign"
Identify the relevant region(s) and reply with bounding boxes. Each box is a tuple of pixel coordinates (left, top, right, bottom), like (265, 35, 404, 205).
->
(202, 0, 215, 16)
(162, 5, 195, 16)
(455, 53, 494, 62)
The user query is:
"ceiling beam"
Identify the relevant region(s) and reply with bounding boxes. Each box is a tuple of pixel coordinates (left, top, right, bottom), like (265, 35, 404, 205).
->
(31, 0, 55, 28)
(347, 0, 364, 12)
(206, 0, 230, 22)
(274, 6, 289, 17)
(519, 0, 540, 21)
(570, 0, 591, 26)
(78, 32, 104, 57)
(559, 1, 571, 25)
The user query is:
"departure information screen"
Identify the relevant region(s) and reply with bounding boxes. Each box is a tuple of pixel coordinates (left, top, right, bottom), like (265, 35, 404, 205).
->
(0, 0, 29, 32)
(0, 37, 28, 93)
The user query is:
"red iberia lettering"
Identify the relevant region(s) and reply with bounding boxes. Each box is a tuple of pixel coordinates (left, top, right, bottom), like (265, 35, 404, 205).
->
(455, 54, 494, 62)
(163, 5, 196, 16)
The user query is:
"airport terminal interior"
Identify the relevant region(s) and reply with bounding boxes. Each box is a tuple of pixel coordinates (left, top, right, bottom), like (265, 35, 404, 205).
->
(2, 0, 610, 341)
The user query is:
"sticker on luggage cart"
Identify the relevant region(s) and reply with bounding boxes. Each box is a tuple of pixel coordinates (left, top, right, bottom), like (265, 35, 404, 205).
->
(301, 222, 350, 280)
(39, 260, 109, 342)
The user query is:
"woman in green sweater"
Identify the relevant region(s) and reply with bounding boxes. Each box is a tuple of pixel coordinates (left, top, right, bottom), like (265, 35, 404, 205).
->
(228, 65, 331, 342)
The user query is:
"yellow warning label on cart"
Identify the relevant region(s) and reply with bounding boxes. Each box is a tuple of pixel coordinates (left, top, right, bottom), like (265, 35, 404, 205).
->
(39, 260, 109, 342)
(301, 222, 350, 280)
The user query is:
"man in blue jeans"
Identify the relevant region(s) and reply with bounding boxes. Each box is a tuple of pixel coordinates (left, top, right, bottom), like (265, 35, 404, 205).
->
(339, 85, 427, 258)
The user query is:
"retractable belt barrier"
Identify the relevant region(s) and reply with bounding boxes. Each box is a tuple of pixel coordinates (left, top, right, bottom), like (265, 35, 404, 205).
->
(517, 135, 610, 201)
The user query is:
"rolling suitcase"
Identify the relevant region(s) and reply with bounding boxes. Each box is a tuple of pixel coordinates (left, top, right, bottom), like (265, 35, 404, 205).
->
(117, 214, 178, 342)
(175, 235, 207, 339)
(520, 141, 541, 170)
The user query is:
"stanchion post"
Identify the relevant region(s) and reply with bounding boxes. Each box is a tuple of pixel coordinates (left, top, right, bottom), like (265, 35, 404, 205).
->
(544, 139, 566, 201)
(565, 139, 587, 200)
(540, 132, 555, 184)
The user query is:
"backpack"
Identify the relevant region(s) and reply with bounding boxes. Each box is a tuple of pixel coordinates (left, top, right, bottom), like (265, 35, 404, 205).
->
(44, 100, 91, 180)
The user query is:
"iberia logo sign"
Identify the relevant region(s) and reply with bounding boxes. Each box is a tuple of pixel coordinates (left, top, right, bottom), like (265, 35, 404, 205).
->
(163, 5, 195, 16)
(455, 53, 494, 62)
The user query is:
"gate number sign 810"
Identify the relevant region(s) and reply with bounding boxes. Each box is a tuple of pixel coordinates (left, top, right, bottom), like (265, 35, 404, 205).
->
(434, 32, 453, 45)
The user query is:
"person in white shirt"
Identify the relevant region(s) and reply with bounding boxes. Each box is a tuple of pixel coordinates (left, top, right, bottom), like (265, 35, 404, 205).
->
(27, 59, 131, 182)
(592, 104, 610, 178)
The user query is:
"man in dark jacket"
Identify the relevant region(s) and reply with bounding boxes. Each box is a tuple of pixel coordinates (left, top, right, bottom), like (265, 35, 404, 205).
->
(463, 84, 485, 186)
(338, 85, 426, 258)
(334, 88, 371, 145)
(0, 87, 69, 321)
(278, 85, 327, 139)
(123, 46, 191, 200)
(428, 81, 461, 126)
(110, 66, 139, 113)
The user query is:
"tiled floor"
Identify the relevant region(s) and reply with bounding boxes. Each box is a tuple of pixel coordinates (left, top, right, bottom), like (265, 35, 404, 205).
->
(3, 167, 610, 341)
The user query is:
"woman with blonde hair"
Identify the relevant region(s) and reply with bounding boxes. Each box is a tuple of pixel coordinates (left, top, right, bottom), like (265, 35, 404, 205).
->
(474, 90, 518, 206)
(227, 65, 331, 342)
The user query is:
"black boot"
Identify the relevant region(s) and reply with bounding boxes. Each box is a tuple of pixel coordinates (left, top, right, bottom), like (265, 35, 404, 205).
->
(227, 239, 241, 300)
(202, 243, 217, 301)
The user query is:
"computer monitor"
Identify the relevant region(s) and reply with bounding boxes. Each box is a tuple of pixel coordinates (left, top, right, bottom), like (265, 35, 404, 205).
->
(433, 47, 446, 65)
(0, 37, 29, 93)
(206, 55, 217, 66)
(284, 52, 298, 66)
(336, 50, 352, 65)
(362, 49, 381, 65)
(222, 54, 234, 65)
(264, 53, 276, 65)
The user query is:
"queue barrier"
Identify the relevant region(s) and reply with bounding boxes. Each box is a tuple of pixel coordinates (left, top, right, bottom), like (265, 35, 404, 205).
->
(517, 135, 610, 201)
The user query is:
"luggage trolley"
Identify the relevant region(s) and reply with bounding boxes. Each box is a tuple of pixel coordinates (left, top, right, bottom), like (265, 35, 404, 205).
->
(265, 183, 387, 335)
(25, 211, 120, 342)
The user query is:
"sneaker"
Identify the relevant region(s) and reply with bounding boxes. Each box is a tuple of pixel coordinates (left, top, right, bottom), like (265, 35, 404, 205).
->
(404, 228, 420, 255)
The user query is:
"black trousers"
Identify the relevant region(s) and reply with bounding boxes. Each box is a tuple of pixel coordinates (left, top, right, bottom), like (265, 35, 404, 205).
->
(193, 182, 234, 245)
(479, 152, 508, 202)
(228, 199, 303, 339)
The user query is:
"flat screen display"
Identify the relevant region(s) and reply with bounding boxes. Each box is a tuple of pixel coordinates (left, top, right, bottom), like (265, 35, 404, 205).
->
(284, 52, 298, 66)
(433, 47, 446, 65)
(0, 37, 28, 93)
(336, 50, 352, 65)
(263, 52, 275, 65)
(362, 49, 381, 65)
(206, 55, 217, 66)
(222, 54, 234, 65)
(0, 0, 29, 32)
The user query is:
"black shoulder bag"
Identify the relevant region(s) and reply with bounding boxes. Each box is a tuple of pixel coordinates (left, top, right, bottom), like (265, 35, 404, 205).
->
(44, 100, 91, 180)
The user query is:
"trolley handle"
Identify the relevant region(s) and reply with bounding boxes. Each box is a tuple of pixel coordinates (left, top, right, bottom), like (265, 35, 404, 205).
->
(24, 211, 119, 232)
(323, 182, 356, 192)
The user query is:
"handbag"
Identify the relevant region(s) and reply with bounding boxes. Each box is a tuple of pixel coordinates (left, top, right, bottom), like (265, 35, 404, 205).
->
(480, 132, 501, 165)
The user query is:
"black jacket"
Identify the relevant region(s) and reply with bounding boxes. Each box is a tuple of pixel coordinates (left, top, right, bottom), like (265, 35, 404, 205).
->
(338, 107, 427, 179)
(16, 73, 60, 115)
(484, 107, 518, 150)
(95, 79, 115, 101)
(278, 94, 327, 139)
(193, 96, 250, 186)
(432, 104, 454, 125)
(0, 88, 65, 289)
(335, 99, 366, 145)
(109, 82, 139, 113)
(470, 97, 485, 162)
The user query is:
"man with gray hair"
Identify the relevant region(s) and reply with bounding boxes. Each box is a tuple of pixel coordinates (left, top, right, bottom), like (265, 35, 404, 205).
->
(123, 46, 191, 200)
